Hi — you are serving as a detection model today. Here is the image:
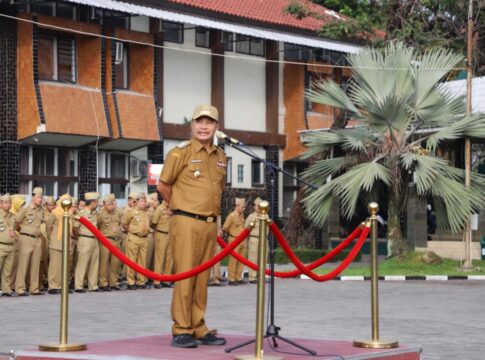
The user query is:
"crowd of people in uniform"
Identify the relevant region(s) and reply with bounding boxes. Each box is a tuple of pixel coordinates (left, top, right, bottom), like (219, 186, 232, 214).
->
(0, 187, 265, 297)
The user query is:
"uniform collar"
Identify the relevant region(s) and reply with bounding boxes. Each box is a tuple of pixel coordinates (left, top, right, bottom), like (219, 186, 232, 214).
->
(191, 138, 217, 154)
(30, 203, 41, 210)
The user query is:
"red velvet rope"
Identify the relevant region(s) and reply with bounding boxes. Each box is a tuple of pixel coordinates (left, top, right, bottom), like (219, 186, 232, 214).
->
(79, 216, 250, 282)
(217, 224, 364, 278)
(269, 222, 370, 282)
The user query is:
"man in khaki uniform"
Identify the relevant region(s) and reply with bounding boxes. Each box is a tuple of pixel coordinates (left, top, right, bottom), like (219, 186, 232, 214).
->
(73, 192, 100, 293)
(0, 194, 16, 297)
(122, 192, 151, 289)
(118, 192, 137, 279)
(146, 192, 159, 272)
(151, 199, 172, 289)
(158, 104, 227, 348)
(39, 196, 55, 290)
(245, 197, 268, 284)
(97, 194, 122, 291)
(45, 194, 71, 294)
(223, 198, 247, 285)
(69, 197, 79, 284)
(9, 194, 26, 291)
(15, 187, 46, 296)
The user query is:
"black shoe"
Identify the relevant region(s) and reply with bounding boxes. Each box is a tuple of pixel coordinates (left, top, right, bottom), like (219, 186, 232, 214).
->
(137, 284, 147, 289)
(48, 289, 61, 295)
(208, 281, 221, 287)
(153, 284, 163, 289)
(162, 282, 173, 288)
(74, 289, 86, 293)
(172, 334, 197, 348)
(2, 292, 17, 297)
(249, 280, 258, 284)
(237, 280, 246, 285)
(195, 332, 226, 346)
(31, 291, 45, 295)
(228, 281, 238, 286)
(101, 286, 111, 292)
(89, 288, 104, 292)
(17, 292, 28, 297)
(127, 285, 137, 290)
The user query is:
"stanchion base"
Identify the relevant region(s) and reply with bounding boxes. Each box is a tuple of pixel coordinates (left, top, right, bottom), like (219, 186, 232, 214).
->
(234, 355, 284, 360)
(353, 339, 399, 349)
(38, 343, 87, 352)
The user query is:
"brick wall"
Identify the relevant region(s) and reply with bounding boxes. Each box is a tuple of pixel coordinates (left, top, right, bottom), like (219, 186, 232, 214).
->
(0, 13, 20, 194)
(78, 146, 98, 199)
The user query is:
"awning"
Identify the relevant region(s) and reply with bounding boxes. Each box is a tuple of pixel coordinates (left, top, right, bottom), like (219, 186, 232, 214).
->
(65, 0, 361, 54)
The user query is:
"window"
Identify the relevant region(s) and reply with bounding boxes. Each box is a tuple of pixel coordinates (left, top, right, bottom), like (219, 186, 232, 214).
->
(195, 27, 210, 48)
(110, 154, 127, 198)
(237, 164, 244, 183)
(284, 43, 310, 61)
(236, 34, 265, 56)
(102, 10, 130, 29)
(19, 146, 78, 198)
(98, 152, 129, 199)
(251, 160, 264, 186)
(38, 32, 76, 83)
(162, 21, 184, 43)
(114, 42, 129, 89)
(31, 1, 77, 20)
(222, 32, 234, 51)
(226, 157, 232, 186)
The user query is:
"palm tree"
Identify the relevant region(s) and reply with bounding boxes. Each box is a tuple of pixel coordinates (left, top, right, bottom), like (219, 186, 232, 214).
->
(302, 42, 485, 256)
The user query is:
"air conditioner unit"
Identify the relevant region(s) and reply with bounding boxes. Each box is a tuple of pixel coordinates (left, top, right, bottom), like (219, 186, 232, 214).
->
(130, 158, 149, 179)
(115, 42, 124, 65)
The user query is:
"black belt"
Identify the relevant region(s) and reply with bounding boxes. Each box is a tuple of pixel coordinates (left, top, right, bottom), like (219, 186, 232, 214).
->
(129, 233, 148, 238)
(20, 233, 38, 239)
(156, 229, 169, 235)
(173, 210, 216, 223)
(250, 235, 259, 239)
(79, 235, 96, 239)
(0, 241, 14, 246)
(107, 236, 120, 241)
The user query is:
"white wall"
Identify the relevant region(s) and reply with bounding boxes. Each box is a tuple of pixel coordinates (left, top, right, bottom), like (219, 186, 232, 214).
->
(129, 147, 148, 197)
(163, 139, 181, 159)
(163, 25, 211, 124)
(224, 55, 266, 131)
(442, 76, 485, 112)
(225, 145, 265, 189)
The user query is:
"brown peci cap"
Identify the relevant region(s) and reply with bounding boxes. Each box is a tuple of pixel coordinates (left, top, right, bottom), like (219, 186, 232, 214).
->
(84, 192, 99, 201)
(192, 104, 218, 122)
(254, 197, 262, 206)
(235, 198, 246, 206)
(103, 194, 116, 204)
(0, 193, 11, 202)
(136, 192, 147, 200)
(44, 196, 55, 205)
(32, 187, 44, 196)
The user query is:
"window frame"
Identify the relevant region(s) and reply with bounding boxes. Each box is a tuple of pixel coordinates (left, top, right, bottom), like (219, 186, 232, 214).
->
(235, 34, 265, 57)
(251, 159, 265, 187)
(98, 152, 129, 200)
(38, 30, 77, 84)
(162, 21, 184, 44)
(114, 41, 129, 90)
(195, 27, 210, 48)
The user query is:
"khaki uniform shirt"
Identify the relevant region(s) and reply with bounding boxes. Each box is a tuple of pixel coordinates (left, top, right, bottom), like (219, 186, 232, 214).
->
(160, 138, 226, 216)
(97, 209, 122, 239)
(223, 210, 245, 238)
(0, 209, 15, 244)
(245, 212, 260, 238)
(74, 208, 98, 237)
(122, 207, 151, 237)
(151, 202, 170, 233)
(16, 204, 45, 237)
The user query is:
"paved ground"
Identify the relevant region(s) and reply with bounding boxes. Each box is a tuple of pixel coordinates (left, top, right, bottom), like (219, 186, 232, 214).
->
(1, 278, 484, 360)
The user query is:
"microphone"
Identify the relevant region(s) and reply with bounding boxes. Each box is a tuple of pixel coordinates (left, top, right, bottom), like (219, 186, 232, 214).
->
(215, 131, 242, 145)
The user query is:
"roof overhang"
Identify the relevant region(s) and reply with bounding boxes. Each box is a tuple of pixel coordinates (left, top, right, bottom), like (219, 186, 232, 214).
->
(21, 133, 101, 147)
(98, 139, 154, 151)
(65, 0, 361, 54)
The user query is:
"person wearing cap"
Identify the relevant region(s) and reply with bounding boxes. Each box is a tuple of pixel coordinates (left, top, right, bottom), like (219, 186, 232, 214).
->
(118, 192, 137, 279)
(69, 197, 79, 283)
(14, 187, 46, 296)
(73, 192, 100, 293)
(121, 192, 151, 290)
(45, 194, 72, 294)
(223, 198, 247, 285)
(245, 197, 268, 284)
(150, 199, 172, 289)
(97, 194, 122, 291)
(39, 196, 56, 290)
(0, 194, 17, 296)
(158, 104, 227, 348)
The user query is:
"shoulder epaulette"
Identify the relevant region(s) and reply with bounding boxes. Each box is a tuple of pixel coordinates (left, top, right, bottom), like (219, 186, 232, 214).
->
(177, 140, 191, 149)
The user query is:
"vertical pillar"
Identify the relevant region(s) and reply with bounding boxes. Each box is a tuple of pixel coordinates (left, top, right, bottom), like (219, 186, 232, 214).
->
(78, 146, 97, 199)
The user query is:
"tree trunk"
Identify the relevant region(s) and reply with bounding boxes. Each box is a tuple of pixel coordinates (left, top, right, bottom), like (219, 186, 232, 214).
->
(386, 194, 407, 257)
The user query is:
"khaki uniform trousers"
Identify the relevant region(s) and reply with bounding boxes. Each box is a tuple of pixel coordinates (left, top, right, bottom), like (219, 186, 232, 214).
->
(153, 231, 172, 285)
(15, 235, 42, 294)
(125, 234, 147, 286)
(248, 236, 268, 282)
(146, 232, 154, 271)
(74, 236, 99, 290)
(170, 215, 216, 337)
(48, 248, 62, 290)
(98, 238, 121, 287)
(9, 242, 19, 290)
(209, 243, 221, 284)
(0, 243, 15, 293)
(227, 236, 247, 282)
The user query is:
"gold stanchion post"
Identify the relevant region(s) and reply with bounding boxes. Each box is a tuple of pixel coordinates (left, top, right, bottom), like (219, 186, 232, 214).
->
(235, 201, 283, 360)
(353, 202, 398, 349)
(39, 197, 87, 352)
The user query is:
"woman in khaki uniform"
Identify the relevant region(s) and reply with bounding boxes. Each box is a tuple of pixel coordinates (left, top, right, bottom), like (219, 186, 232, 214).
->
(0, 194, 16, 296)
(151, 199, 172, 288)
(122, 193, 151, 289)
(223, 198, 247, 285)
(158, 104, 227, 348)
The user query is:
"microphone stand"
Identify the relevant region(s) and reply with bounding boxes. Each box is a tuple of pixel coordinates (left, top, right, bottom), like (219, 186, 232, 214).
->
(223, 139, 317, 356)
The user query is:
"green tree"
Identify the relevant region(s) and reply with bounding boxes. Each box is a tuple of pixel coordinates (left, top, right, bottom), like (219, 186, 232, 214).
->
(301, 43, 485, 256)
